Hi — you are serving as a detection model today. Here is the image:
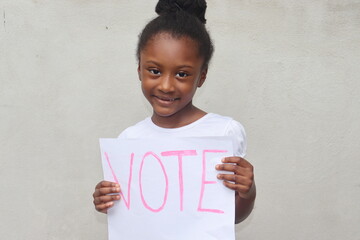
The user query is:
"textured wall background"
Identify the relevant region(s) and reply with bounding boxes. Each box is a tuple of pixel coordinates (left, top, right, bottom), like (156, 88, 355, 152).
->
(1, 0, 359, 239)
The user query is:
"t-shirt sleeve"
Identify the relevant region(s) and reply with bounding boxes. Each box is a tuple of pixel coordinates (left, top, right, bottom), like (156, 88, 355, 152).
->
(118, 128, 129, 139)
(226, 120, 247, 157)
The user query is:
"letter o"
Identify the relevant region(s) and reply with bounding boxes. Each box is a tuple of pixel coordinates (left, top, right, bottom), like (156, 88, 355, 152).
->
(139, 152, 169, 212)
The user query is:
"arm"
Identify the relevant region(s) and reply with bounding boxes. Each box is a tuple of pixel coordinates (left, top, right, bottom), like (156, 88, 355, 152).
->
(216, 157, 256, 224)
(235, 182, 256, 224)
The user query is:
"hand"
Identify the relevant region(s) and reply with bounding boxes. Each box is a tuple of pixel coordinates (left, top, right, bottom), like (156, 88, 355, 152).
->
(93, 181, 121, 213)
(216, 157, 255, 199)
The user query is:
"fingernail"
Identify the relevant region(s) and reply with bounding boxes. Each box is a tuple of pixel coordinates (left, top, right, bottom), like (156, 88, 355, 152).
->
(217, 174, 222, 179)
(108, 202, 113, 206)
(215, 164, 220, 170)
(222, 158, 225, 162)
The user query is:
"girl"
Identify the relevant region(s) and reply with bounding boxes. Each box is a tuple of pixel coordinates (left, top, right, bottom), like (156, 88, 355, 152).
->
(93, 0, 256, 225)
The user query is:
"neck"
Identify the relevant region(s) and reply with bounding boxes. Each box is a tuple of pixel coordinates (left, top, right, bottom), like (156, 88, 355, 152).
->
(151, 104, 207, 128)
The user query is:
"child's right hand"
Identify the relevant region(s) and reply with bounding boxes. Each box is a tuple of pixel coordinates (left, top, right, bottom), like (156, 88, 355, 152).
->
(93, 181, 121, 213)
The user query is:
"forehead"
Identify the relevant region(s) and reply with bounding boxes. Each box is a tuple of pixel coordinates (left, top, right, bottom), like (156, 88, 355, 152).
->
(140, 33, 203, 65)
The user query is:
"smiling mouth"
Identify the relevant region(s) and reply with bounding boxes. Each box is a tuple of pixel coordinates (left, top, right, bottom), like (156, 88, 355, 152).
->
(153, 95, 180, 102)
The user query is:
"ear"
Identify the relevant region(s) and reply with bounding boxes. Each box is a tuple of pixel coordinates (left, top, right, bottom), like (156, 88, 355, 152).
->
(137, 64, 141, 81)
(197, 68, 208, 87)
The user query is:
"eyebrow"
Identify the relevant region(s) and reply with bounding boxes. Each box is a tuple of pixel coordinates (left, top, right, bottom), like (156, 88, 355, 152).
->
(177, 65, 194, 69)
(145, 61, 194, 69)
(145, 60, 162, 67)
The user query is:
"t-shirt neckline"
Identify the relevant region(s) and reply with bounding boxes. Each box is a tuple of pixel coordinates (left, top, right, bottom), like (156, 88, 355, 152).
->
(146, 113, 214, 132)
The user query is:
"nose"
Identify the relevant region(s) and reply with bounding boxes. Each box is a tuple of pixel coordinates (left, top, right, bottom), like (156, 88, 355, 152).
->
(158, 73, 175, 93)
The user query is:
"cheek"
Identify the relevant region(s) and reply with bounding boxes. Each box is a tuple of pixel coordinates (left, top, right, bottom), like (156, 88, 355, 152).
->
(181, 84, 198, 97)
(141, 79, 154, 95)
(140, 80, 148, 93)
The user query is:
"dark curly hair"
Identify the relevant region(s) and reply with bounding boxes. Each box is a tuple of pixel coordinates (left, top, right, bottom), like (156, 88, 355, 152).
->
(136, 0, 214, 69)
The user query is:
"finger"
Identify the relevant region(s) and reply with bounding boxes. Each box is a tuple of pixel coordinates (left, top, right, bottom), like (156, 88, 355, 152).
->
(216, 163, 236, 173)
(217, 174, 252, 186)
(93, 187, 121, 198)
(95, 181, 120, 190)
(222, 181, 253, 195)
(216, 163, 251, 175)
(95, 201, 114, 213)
(93, 194, 121, 205)
(222, 157, 253, 169)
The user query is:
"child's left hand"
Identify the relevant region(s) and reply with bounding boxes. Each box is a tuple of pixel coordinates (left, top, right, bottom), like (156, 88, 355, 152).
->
(216, 157, 255, 199)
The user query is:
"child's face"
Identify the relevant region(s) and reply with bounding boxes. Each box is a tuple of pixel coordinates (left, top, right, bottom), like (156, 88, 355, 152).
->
(138, 33, 207, 121)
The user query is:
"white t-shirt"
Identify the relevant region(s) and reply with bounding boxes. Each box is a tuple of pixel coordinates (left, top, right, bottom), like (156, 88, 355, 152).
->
(118, 113, 246, 157)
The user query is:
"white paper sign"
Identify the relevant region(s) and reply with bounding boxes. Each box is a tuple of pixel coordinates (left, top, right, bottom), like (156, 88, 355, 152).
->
(100, 137, 235, 240)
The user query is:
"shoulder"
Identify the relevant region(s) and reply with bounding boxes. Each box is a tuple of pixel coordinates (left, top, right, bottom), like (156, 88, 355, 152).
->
(206, 113, 245, 134)
(225, 118, 246, 139)
(208, 113, 247, 157)
(118, 117, 152, 139)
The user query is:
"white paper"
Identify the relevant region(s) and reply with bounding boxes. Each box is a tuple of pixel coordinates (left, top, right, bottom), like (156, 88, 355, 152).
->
(99, 137, 235, 240)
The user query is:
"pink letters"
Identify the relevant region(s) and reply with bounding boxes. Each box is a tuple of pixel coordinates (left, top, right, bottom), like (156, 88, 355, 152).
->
(105, 152, 134, 209)
(139, 152, 169, 212)
(161, 150, 197, 211)
(104, 149, 227, 214)
(197, 150, 227, 214)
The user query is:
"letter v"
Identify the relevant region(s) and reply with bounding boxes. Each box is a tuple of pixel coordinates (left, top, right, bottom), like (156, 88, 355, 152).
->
(104, 152, 134, 209)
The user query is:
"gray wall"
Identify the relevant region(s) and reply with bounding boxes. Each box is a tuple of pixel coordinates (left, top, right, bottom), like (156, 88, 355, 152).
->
(1, 0, 359, 239)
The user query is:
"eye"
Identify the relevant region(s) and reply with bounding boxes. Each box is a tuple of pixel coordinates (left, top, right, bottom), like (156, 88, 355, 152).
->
(149, 69, 161, 75)
(176, 72, 189, 78)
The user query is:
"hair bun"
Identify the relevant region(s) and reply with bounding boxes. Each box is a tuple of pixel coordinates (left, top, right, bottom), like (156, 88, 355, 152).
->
(155, 0, 207, 24)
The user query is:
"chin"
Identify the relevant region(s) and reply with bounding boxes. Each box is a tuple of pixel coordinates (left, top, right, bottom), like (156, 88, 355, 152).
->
(154, 111, 177, 118)
(153, 107, 181, 117)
